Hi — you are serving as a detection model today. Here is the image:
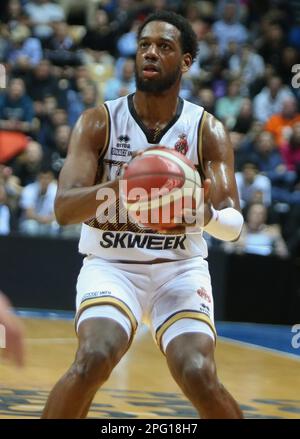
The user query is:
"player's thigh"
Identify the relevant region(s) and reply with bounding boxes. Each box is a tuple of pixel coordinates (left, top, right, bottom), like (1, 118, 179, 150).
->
(76, 255, 143, 346)
(150, 257, 216, 353)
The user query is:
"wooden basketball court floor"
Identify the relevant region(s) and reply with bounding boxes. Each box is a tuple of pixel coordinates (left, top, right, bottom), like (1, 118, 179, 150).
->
(0, 316, 300, 419)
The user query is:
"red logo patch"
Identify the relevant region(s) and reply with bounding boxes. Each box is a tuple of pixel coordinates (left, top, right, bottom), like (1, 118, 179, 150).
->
(174, 133, 188, 155)
(197, 287, 211, 303)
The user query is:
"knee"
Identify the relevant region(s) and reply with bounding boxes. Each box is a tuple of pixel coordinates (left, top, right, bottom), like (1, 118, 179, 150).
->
(177, 355, 219, 399)
(71, 345, 117, 388)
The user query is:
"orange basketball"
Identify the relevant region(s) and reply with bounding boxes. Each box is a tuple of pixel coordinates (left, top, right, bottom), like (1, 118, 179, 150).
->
(120, 146, 202, 230)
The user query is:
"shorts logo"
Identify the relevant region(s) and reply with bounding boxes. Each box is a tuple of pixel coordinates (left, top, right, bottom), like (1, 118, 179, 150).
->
(112, 135, 132, 158)
(174, 133, 188, 155)
(197, 287, 211, 303)
(82, 291, 112, 301)
(199, 303, 210, 316)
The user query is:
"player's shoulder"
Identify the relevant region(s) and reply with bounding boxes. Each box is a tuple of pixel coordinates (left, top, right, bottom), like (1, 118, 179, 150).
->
(203, 111, 225, 132)
(75, 105, 109, 138)
(80, 105, 108, 123)
(104, 94, 129, 110)
(182, 98, 204, 114)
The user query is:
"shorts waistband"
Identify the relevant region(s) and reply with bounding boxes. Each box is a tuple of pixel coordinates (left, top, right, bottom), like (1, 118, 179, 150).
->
(85, 255, 202, 264)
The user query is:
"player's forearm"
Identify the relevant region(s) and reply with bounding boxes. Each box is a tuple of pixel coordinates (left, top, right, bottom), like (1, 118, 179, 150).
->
(55, 179, 120, 225)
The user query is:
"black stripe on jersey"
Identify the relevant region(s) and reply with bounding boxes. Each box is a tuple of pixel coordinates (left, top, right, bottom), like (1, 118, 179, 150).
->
(196, 110, 206, 180)
(102, 103, 111, 158)
(127, 93, 184, 144)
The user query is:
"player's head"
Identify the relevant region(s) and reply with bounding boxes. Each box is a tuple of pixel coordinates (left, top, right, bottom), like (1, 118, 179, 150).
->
(135, 11, 198, 93)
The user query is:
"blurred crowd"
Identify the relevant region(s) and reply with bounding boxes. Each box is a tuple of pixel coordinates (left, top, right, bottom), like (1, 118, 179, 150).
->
(0, 0, 300, 258)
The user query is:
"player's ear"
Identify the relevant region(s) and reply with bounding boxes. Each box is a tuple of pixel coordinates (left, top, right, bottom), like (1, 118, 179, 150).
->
(181, 54, 192, 73)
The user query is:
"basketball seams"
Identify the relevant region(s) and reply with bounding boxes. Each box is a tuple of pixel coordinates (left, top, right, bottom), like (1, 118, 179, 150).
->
(123, 147, 202, 228)
(143, 149, 196, 184)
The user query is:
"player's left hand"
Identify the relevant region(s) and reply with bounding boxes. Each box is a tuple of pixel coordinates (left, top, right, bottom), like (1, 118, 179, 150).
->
(0, 292, 25, 367)
(165, 178, 213, 232)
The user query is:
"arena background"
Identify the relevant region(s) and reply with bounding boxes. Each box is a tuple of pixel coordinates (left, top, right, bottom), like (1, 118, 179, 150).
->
(0, 0, 300, 419)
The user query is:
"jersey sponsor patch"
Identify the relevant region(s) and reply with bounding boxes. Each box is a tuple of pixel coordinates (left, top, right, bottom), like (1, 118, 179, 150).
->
(99, 232, 187, 250)
(112, 135, 132, 157)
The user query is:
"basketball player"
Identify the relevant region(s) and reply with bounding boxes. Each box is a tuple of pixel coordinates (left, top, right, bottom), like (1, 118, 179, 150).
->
(42, 11, 244, 419)
(0, 291, 25, 367)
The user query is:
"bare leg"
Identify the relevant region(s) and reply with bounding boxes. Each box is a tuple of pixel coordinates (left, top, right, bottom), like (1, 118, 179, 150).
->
(166, 332, 243, 419)
(42, 318, 129, 418)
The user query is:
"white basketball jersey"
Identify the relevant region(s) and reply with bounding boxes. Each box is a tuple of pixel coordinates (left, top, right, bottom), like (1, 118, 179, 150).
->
(79, 94, 208, 261)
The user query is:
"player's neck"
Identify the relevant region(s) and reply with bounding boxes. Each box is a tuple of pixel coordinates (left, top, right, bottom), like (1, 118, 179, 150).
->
(133, 89, 180, 128)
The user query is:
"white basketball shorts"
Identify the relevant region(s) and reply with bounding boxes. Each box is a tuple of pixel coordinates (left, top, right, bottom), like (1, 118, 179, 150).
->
(76, 255, 216, 353)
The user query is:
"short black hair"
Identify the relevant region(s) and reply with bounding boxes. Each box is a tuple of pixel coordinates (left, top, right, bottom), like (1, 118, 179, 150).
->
(137, 11, 198, 61)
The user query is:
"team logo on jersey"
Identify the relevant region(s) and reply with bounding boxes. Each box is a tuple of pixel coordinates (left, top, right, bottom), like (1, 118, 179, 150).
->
(112, 135, 132, 158)
(197, 287, 211, 303)
(174, 133, 188, 155)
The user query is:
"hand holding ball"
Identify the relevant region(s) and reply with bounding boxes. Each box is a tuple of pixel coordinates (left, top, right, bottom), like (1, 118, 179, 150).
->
(120, 147, 202, 231)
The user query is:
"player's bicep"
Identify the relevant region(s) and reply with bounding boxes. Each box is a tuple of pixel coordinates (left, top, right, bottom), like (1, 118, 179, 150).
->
(57, 108, 106, 192)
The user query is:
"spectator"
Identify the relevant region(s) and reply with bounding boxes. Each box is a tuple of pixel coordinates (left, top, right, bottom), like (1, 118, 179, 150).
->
(229, 42, 265, 93)
(24, 0, 65, 40)
(0, 78, 36, 134)
(223, 202, 289, 258)
(2, 0, 27, 27)
(192, 87, 216, 114)
(215, 80, 243, 129)
(19, 167, 57, 236)
(12, 139, 43, 186)
(7, 24, 43, 70)
(103, 58, 135, 101)
(44, 21, 81, 66)
(116, 19, 139, 57)
(252, 131, 285, 178)
(235, 160, 272, 208)
(81, 7, 117, 56)
(251, 131, 296, 203)
(253, 76, 293, 123)
(231, 98, 253, 134)
(258, 23, 286, 72)
(0, 164, 22, 229)
(280, 123, 300, 185)
(0, 182, 10, 235)
(25, 59, 60, 103)
(44, 124, 71, 177)
(67, 81, 98, 127)
(212, 0, 248, 54)
(264, 96, 300, 147)
(277, 46, 300, 86)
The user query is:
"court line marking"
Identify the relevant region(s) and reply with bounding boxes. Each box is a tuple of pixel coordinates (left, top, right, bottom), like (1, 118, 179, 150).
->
(17, 309, 300, 359)
(26, 338, 76, 344)
(219, 336, 300, 361)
